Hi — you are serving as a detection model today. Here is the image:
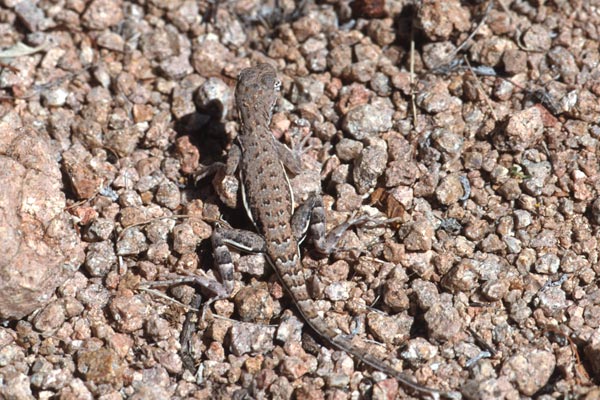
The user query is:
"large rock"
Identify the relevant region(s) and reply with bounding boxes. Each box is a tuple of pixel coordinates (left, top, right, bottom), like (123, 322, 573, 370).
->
(0, 117, 83, 319)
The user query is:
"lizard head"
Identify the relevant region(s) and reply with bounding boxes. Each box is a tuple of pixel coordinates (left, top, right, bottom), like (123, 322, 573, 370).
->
(236, 63, 281, 128)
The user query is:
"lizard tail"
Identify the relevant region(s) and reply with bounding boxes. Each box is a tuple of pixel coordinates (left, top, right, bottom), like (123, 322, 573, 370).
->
(295, 297, 456, 400)
(272, 251, 460, 399)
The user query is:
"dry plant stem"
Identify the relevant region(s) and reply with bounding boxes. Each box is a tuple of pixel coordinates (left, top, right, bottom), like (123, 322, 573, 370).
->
(437, 0, 495, 69)
(410, 12, 418, 129)
(118, 215, 222, 241)
(464, 56, 498, 121)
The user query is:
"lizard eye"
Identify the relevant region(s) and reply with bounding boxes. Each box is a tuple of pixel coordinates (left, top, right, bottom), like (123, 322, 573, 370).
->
(274, 79, 281, 92)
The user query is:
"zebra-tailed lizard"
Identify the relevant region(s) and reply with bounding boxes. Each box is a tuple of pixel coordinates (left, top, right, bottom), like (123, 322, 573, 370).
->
(176, 63, 460, 399)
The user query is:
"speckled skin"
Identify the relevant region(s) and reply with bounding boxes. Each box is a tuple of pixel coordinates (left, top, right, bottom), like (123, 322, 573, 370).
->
(234, 64, 455, 400)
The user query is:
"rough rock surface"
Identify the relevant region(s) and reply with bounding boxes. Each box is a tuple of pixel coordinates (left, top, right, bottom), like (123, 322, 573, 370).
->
(0, 0, 599, 399)
(0, 118, 83, 319)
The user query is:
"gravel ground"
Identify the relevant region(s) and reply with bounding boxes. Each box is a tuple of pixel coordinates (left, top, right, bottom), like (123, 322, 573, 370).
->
(1, 0, 600, 399)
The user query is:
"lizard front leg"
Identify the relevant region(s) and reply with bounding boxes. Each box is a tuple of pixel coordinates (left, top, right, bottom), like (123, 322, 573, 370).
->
(273, 138, 311, 175)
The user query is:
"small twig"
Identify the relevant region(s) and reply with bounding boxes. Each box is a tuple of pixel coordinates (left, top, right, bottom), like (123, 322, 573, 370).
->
(138, 286, 201, 312)
(212, 314, 278, 327)
(541, 273, 568, 290)
(459, 175, 471, 203)
(464, 56, 498, 121)
(65, 191, 101, 210)
(569, 334, 591, 384)
(468, 327, 498, 357)
(434, 0, 495, 70)
(117, 255, 124, 275)
(363, 337, 387, 348)
(9, 65, 93, 100)
(0, 41, 48, 60)
(350, 215, 405, 228)
(0, 62, 19, 72)
(349, 315, 363, 336)
(544, 327, 590, 385)
(409, 15, 418, 129)
(117, 215, 224, 241)
(359, 255, 391, 265)
(465, 351, 492, 367)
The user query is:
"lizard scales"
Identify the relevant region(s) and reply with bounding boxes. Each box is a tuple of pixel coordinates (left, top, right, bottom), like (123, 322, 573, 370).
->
(234, 63, 450, 399)
(236, 64, 327, 325)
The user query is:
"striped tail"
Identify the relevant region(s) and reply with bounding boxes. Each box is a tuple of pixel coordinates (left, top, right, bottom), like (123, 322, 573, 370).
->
(273, 255, 458, 400)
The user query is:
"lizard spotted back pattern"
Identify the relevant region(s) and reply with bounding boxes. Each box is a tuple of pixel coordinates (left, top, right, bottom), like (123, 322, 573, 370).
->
(234, 64, 457, 400)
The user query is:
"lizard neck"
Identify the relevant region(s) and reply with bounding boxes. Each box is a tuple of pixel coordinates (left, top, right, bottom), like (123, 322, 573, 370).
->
(237, 99, 273, 136)
(238, 122, 273, 141)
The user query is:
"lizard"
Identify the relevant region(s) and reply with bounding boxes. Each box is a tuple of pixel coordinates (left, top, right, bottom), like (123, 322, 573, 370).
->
(179, 63, 460, 399)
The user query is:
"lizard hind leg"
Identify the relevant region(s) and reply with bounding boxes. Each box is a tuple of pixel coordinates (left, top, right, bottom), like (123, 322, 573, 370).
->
(292, 193, 397, 256)
(291, 192, 361, 256)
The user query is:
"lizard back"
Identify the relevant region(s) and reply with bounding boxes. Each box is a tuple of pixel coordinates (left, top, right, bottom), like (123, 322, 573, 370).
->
(235, 64, 314, 307)
(234, 63, 449, 400)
